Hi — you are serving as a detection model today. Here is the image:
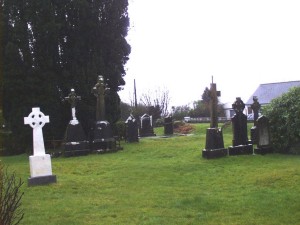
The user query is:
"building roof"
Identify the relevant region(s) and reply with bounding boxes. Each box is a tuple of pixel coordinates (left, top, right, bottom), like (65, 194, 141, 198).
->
(246, 80, 300, 105)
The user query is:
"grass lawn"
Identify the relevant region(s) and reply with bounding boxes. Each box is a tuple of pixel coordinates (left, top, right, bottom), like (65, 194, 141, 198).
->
(1, 123, 300, 225)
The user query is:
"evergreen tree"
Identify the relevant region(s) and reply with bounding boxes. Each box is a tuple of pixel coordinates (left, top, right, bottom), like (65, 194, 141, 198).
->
(2, 0, 131, 154)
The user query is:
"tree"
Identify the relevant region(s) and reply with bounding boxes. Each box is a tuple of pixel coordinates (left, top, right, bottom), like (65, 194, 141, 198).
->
(140, 87, 171, 119)
(263, 86, 300, 153)
(172, 105, 191, 121)
(189, 87, 225, 118)
(2, 0, 131, 153)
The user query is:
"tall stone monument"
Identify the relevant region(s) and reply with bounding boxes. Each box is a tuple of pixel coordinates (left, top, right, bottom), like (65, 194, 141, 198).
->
(63, 89, 89, 157)
(91, 75, 116, 152)
(228, 97, 253, 155)
(202, 78, 227, 159)
(24, 107, 57, 186)
(250, 96, 261, 144)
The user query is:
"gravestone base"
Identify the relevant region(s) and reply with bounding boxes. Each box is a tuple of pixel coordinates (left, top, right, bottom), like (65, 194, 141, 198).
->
(254, 146, 273, 155)
(64, 141, 90, 157)
(28, 154, 56, 186)
(203, 128, 227, 159)
(64, 122, 89, 157)
(91, 121, 116, 152)
(28, 175, 57, 186)
(228, 144, 253, 156)
(91, 138, 116, 153)
(250, 126, 257, 144)
(202, 148, 228, 159)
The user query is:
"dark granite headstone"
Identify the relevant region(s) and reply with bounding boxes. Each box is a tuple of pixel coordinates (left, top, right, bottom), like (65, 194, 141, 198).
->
(202, 78, 227, 159)
(139, 114, 156, 137)
(91, 121, 116, 152)
(228, 97, 253, 155)
(164, 115, 173, 135)
(254, 115, 272, 154)
(125, 114, 139, 142)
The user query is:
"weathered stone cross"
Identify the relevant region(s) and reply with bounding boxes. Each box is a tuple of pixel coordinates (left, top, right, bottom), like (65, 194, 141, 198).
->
(92, 75, 106, 121)
(24, 107, 49, 156)
(209, 76, 221, 128)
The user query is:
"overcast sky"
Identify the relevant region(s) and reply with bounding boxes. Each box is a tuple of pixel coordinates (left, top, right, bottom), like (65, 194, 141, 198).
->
(119, 0, 300, 107)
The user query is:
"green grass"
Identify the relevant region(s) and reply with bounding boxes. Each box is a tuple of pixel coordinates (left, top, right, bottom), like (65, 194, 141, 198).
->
(1, 123, 300, 225)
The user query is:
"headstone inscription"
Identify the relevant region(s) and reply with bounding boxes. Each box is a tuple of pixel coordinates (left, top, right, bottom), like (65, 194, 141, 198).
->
(91, 75, 116, 152)
(254, 115, 272, 154)
(250, 96, 261, 144)
(24, 107, 56, 186)
(228, 97, 253, 155)
(164, 115, 173, 136)
(202, 78, 227, 159)
(139, 114, 156, 137)
(125, 114, 139, 142)
(63, 89, 89, 157)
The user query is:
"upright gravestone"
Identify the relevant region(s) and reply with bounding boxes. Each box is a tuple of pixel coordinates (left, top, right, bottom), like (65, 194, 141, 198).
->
(24, 107, 57, 186)
(250, 96, 261, 144)
(202, 78, 227, 159)
(63, 89, 89, 157)
(164, 115, 173, 136)
(228, 97, 253, 155)
(91, 75, 116, 152)
(139, 114, 156, 137)
(254, 115, 273, 154)
(125, 114, 139, 142)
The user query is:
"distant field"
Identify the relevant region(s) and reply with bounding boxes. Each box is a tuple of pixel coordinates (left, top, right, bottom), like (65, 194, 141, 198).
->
(1, 123, 300, 225)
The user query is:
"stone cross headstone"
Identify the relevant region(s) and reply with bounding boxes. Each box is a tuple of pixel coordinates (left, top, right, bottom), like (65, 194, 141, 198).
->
(209, 77, 221, 128)
(24, 107, 49, 156)
(202, 78, 227, 159)
(231, 97, 248, 146)
(92, 75, 105, 121)
(64, 88, 81, 125)
(228, 97, 253, 155)
(24, 107, 56, 186)
(91, 75, 116, 152)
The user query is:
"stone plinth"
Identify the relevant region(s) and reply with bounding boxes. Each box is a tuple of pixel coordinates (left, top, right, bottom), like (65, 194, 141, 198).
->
(202, 128, 227, 159)
(28, 154, 57, 186)
(91, 121, 116, 152)
(63, 121, 89, 157)
(228, 144, 253, 155)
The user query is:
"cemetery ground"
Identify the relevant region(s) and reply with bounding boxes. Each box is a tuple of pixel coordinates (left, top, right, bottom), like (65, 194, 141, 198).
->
(1, 123, 300, 225)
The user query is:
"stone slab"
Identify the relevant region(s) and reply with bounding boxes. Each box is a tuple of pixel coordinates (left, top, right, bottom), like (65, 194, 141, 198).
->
(202, 148, 228, 159)
(28, 175, 57, 186)
(228, 144, 253, 156)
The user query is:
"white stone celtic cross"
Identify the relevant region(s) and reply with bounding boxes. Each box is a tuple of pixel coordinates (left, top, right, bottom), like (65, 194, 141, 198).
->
(24, 107, 49, 156)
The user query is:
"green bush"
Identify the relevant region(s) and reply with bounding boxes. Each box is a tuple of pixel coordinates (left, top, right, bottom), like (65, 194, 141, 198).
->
(113, 121, 126, 140)
(263, 86, 300, 153)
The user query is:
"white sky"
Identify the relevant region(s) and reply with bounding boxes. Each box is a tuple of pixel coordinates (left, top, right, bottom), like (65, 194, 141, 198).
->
(119, 0, 300, 107)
